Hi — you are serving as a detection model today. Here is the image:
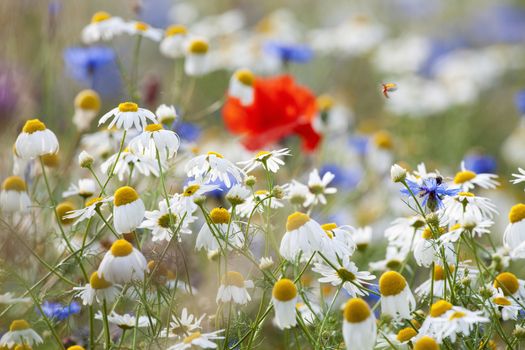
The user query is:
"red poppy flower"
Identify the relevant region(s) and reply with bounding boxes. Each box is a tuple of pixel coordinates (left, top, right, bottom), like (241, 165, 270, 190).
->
(222, 75, 321, 152)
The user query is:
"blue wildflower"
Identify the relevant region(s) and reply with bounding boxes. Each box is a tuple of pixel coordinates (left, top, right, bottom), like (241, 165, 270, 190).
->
(173, 122, 201, 142)
(40, 301, 81, 321)
(515, 90, 525, 115)
(463, 154, 497, 174)
(264, 41, 313, 64)
(401, 177, 460, 210)
(348, 135, 369, 157)
(320, 164, 361, 191)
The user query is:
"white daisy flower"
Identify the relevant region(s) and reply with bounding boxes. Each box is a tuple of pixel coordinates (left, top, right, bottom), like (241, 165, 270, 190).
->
(296, 301, 321, 325)
(178, 180, 221, 214)
(128, 123, 180, 160)
(73, 271, 120, 306)
(493, 272, 525, 301)
(378, 271, 416, 320)
(97, 239, 148, 284)
(412, 337, 441, 350)
(62, 178, 97, 198)
(167, 330, 225, 350)
(95, 311, 154, 329)
(63, 196, 112, 225)
(385, 216, 425, 248)
(320, 223, 357, 261)
(441, 306, 488, 343)
(124, 21, 162, 41)
(376, 327, 416, 349)
(489, 292, 520, 321)
(112, 186, 145, 234)
(185, 151, 244, 188)
(196, 207, 244, 252)
(82, 11, 126, 44)
(259, 256, 274, 270)
(73, 89, 101, 132)
(342, 298, 376, 350)
(313, 95, 353, 135)
(351, 226, 373, 251)
(160, 25, 188, 59)
(238, 148, 291, 174)
(15, 119, 59, 160)
(272, 278, 298, 330)
(216, 271, 254, 305)
(226, 184, 251, 206)
(416, 264, 452, 298)
(418, 300, 454, 343)
(159, 308, 205, 338)
(0, 320, 43, 348)
(98, 102, 157, 131)
(439, 215, 493, 243)
(369, 245, 409, 271)
(0, 176, 31, 213)
(452, 162, 499, 191)
(503, 203, 525, 257)
(140, 200, 195, 242)
(236, 190, 284, 218)
(285, 180, 314, 207)
(413, 228, 455, 268)
(228, 68, 255, 106)
(312, 257, 375, 297)
(305, 168, 337, 206)
(100, 148, 161, 182)
(441, 192, 497, 223)
(184, 37, 210, 76)
(155, 104, 178, 125)
(279, 212, 328, 263)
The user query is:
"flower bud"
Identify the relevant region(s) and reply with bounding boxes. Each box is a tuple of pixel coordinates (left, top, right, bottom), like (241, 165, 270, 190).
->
(78, 151, 94, 168)
(390, 164, 406, 183)
(245, 175, 256, 187)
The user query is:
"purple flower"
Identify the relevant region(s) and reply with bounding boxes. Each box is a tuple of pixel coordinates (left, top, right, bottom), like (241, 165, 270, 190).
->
(401, 177, 460, 210)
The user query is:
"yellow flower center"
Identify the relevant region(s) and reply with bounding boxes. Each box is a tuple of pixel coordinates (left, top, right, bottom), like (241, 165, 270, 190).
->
(286, 212, 310, 232)
(379, 271, 406, 296)
(343, 298, 371, 323)
(454, 170, 476, 184)
(210, 207, 230, 224)
(422, 227, 433, 239)
(135, 22, 149, 31)
(321, 223, 337, 231)
(183, 185, 200, 197)
(165, 24, 187, 36)
(114, 186, 139, 206)
(272, 278, 297, 301)
(448, 311, 466, 320)
(22, 119, 46, 134)
(118, 102, 139, 113)
(222, 271, 245, 287)
(235, 69, 255, 86)
(396, 327, 417, 342)
(75, 89, 101, 111)
(207, 151, 224, 158)
(509, 203, 525, 223)
(145, 124, 163, 132)
(414, 336, 439, 350)
(2, 176, 27, 192)
(493, 296, 511, 306)
(430, 300, 453, 317)
(433, 265, 454, 281)
(91, 11, 111, 23)
(188, 39, 209, 54)
(317, 94, 335, 111)
(337, 268, 356, 282)
(157, 213, 177, 228)
(41, 153, 60, 167)
(67, 346, 86, 350)
(494, 272, 519, 295)
(373, 130, 393, 149)
(458, 191, 474, 197)
(110, 239, 134, 257)
(86, 197, 103, 207)
(183, 332, 201, 344)
(56, 202, 75, 225)
(255, 190, 268, 196)
(89, 271, 112, 289)
(9, 319, 30, 331)
(255, 150, 271, 159)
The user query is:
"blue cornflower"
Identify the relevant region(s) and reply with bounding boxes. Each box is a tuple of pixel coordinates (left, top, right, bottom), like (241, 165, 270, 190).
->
(401, 177, 460, 209)
(264, 41, 313, 64)
(173, 121, 201, 142)
(40, 301, 81, 321)
(515, 90, 525, 115)
(348, 135, 369, 157)
(463, 154, 497, 174)
(320, 164, 361, 191)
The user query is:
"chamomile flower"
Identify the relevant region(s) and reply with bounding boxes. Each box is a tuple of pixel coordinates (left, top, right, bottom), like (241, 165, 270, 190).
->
(185, 151, 244, 188)
(490, 292, 520, 321)
(228, 68, 255, 106)
(226, 184, 251, 206)
(56, 201, 76, 225)
(15, 119, 59, 159)
(272, 278, 298, 330)
(125, 21, 162, 41)
(140, 200, 194, 242)
(312, 257, 375, 297)
(73, 271, 120, 305)
(63, 196, 112, 225)
(441, 192, 497, 223)
(259, 256, 274, 270)
(376, 327, 417, 349)
(167, 330, 225, 350)
(493, 272, 525, 300)
(159, 308, 205, 338)
(216, 271, 254, 305)
(73, 89, 101, 131)
(415, 264, 455, 298)
(413, 336, 440, 350)
(285, 180, 314, 207)
(156, 104, 178, 125)
(95, 311, 154, 329)
(185, 37, 210, 76)
(442, 306, 488, 342)
(305, 168, 337, 206)
(81, 11, 125, 44)
(418, 300, 453, 342)
(1, 176, 31, 213)
(112, 186, 145, 234)
(279, 212, 328, 263)
(413, 228, 455, 268)
(342, 298, 377, 350)
(128, 124, 180, 160)
(453, 162, 499, 191)
(439, 215, 493, 243)
(238, 148, 290, 173)
(320, 223, 357, 261)
(160, 25, 188, 59)
(100, 148, 161, 181)
(236, 190, 284, 218)
(369, 245, 409, 271)
(379, 271, 416, 320)
(351, 226, 373, 251)
(97, 239, 148, 284)
(98, 102, 157, 131)
(195, 207, 244, 252)
(385, 216, 425, 248)
(62, 179, 97, 198)
(503, 204, 525, 257)
(0, 320, 43, 348)
(178, 180, 220, 214)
